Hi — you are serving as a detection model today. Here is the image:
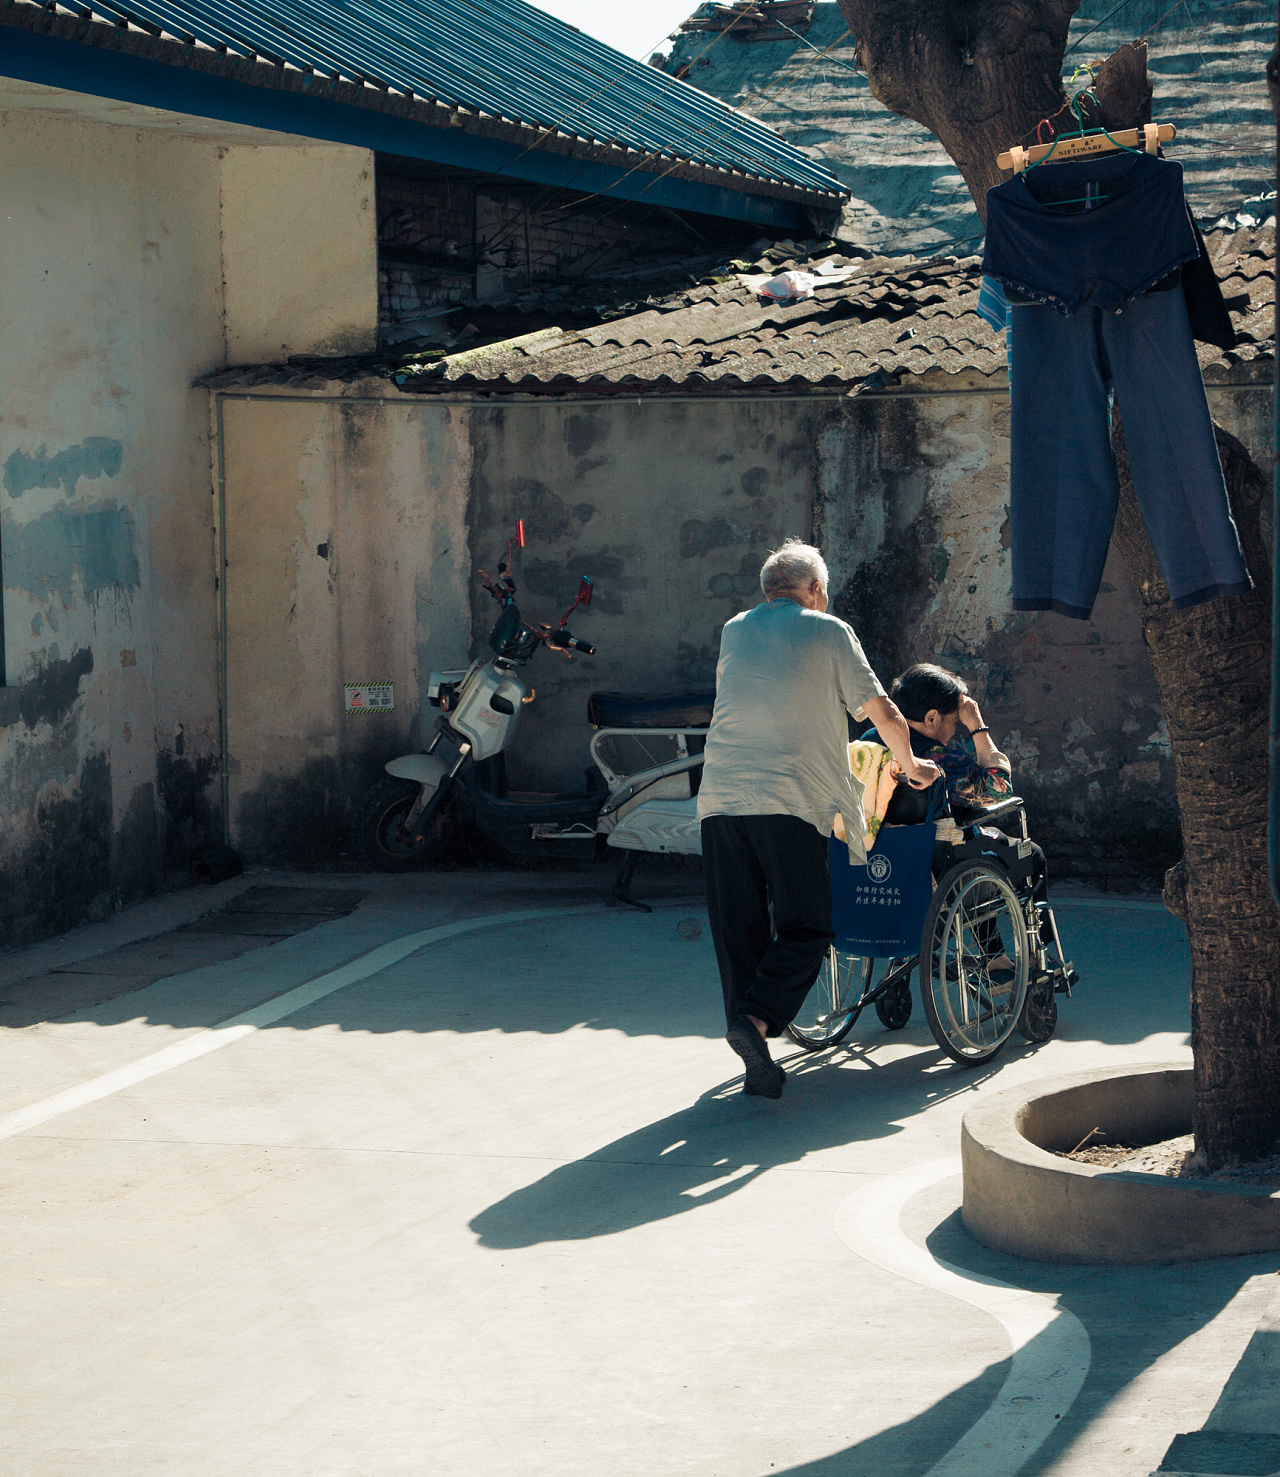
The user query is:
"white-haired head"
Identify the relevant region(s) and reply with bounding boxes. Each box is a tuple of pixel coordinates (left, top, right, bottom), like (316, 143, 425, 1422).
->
(760, 539, 828, 600)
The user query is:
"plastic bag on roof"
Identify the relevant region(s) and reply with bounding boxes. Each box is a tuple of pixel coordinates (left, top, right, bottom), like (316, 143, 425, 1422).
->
(759, 269, 816, 302)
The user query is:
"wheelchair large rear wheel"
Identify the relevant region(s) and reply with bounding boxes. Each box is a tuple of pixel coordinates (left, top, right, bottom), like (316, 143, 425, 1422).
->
(787, 948, 873, 1050)
(920, 861, 1029, 1066)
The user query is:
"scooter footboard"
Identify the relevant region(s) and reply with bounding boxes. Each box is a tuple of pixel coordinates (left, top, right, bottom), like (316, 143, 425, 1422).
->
(589, 728, 705, 857)
(606, 796, 702, 857)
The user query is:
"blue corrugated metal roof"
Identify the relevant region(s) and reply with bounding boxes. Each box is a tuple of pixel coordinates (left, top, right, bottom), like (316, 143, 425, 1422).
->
(36, 0, 844, 196)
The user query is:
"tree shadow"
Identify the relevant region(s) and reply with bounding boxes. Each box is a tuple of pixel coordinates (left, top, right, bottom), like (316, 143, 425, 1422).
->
(1, 887, 1192, 1067)
(761, 1206, 1276, 1476)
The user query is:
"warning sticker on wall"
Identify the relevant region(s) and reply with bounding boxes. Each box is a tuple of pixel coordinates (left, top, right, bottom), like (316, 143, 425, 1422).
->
(345, 683, 394, 714)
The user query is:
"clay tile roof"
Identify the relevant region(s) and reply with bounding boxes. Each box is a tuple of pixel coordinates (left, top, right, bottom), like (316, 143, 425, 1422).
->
(196, 224, 1273, 395)
(400, 248, 994, 393)
(1198, 226, 1276, 378)
(398, 227, 1272, 395)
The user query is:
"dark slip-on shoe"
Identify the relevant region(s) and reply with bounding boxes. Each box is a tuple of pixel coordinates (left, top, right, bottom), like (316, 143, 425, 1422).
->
(726, 1017, 786, 1099)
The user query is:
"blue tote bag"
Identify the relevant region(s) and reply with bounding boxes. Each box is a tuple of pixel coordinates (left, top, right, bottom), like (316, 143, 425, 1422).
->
(829, 797, 942, 956)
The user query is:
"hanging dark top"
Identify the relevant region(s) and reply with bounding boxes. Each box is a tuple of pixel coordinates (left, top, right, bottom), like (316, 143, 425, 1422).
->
(983, 152, 1200, 315)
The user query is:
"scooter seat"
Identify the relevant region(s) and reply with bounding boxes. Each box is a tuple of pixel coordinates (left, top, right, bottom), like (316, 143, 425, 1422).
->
(588, 691, 716, 729)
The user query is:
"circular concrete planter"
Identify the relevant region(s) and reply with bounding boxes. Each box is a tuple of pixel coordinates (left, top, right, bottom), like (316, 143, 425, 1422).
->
(961, 1064, 1280, 1263)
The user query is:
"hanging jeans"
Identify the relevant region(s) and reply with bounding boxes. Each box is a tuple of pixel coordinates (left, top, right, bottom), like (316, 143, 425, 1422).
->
(1008, 286, 1251, 618)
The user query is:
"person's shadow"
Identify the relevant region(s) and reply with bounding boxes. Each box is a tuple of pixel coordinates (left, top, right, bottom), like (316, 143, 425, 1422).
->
(470, 1040, 998, 1247)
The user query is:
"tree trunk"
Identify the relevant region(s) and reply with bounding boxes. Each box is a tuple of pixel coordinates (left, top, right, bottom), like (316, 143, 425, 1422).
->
(838, 0, 1280, 1164)
(836, 1, 1154, 223)
(1111, 423, 1280, 1163)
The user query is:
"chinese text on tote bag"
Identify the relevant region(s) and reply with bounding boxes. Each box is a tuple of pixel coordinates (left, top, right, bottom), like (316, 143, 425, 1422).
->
(829, 799, 941, 955)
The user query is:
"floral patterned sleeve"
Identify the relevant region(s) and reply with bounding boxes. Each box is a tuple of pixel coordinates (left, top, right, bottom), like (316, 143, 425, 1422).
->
(938, 731, 1013, 806)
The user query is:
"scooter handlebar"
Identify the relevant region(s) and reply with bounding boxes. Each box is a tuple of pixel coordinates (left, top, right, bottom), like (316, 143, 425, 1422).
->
(545, 628, 595, 656)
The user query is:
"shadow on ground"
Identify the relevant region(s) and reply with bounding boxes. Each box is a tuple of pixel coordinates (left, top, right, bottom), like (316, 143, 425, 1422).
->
(469, 1045, 1000, 1246)
(4, 886, 1190, 1050)
(759, 1199, 1278, 1477)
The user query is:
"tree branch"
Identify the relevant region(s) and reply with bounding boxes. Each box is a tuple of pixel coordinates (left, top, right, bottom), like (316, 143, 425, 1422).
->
(838, 0, 1084, 219)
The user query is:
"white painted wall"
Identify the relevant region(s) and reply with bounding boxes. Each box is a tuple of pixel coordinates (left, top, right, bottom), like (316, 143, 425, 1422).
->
(220, 145, 379, 363)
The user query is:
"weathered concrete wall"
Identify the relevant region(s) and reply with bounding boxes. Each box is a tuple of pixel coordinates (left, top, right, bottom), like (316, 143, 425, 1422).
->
(219, 396, 472, 863)
(214, 372, 1268, 885)
(816, 384, 1171, 883)
(221, 146, 379, 363)
(0, 109, 225, 941)
(0, 102, 383, 942)
(212, 390, 815, 848)
(466, 398, 813, 792)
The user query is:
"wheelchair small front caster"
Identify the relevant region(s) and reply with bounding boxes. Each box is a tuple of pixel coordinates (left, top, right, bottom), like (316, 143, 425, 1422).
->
(875, 976, 913, 1030)
(1017, 973, 1058, 1043)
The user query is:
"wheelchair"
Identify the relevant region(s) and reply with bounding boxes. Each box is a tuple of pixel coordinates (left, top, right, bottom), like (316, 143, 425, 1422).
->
(787, 797, 1078, 1067)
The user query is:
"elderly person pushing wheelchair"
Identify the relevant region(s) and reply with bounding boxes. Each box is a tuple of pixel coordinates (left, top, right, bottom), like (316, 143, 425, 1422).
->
(697, 540, 941, 1099)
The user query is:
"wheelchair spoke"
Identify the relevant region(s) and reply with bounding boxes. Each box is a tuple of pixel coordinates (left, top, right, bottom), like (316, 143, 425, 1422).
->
(920, 861, 1030, 1066)
(957, 901, 1010, 929)
(786, 948, 875, 1050)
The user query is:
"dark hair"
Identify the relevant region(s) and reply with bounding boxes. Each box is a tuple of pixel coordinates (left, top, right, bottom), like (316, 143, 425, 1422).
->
(891, 663, 968, 721)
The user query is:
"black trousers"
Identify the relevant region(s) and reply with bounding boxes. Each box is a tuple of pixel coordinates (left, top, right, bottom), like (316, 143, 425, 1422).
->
(701, 814, 834, 1037)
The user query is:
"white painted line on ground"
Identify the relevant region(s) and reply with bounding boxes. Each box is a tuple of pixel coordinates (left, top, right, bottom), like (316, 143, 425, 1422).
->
(835, 1157, 1091, 1477)
(0, 906, 601, 1144)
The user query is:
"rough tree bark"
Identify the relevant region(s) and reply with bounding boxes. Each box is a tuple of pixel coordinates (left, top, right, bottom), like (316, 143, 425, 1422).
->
(839, 0, 1280, 1164)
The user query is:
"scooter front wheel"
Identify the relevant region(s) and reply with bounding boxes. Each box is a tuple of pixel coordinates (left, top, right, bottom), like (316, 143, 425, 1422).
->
(352, 776, 457, 872)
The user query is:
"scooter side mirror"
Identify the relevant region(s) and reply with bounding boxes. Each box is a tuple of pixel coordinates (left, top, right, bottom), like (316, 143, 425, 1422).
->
(577, 576, 593, 607)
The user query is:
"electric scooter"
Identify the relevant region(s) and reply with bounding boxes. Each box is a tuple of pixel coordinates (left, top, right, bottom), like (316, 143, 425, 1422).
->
(350, 537, 711, 909)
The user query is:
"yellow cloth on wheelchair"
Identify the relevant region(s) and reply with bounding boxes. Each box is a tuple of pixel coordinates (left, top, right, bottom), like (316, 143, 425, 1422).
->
(843, 741, 899, 850)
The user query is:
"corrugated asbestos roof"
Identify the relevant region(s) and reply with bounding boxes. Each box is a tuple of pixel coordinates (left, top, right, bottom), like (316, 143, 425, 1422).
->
(5, 0, 844, 194)
(393, 225, 1275, 393)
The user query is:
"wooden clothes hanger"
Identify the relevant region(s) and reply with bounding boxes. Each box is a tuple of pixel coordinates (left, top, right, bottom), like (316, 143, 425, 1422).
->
(997, 78, 1176, 174)
(999, 120, 1172, 173)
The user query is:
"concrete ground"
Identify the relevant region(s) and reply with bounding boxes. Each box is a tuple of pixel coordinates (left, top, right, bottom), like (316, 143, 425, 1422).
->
(0, 862, 1276, 1477)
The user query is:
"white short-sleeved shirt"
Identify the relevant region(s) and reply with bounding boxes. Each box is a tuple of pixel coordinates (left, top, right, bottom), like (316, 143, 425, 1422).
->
(696, 598, 886, 863)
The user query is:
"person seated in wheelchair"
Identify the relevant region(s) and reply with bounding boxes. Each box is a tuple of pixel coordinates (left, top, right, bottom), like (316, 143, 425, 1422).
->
(861, 664, 1010, 817)
(858, 663, 1049, 973)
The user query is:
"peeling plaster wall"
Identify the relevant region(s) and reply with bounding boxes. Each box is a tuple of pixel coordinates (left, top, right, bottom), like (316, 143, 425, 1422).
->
(468, 390, 1184, 881)
(219, 396, 471, 864)
(467, 398, 813, 793)
(0, 105, 383, 941)
(214, 390, 813, 855)
(0, 108, 226, 941)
